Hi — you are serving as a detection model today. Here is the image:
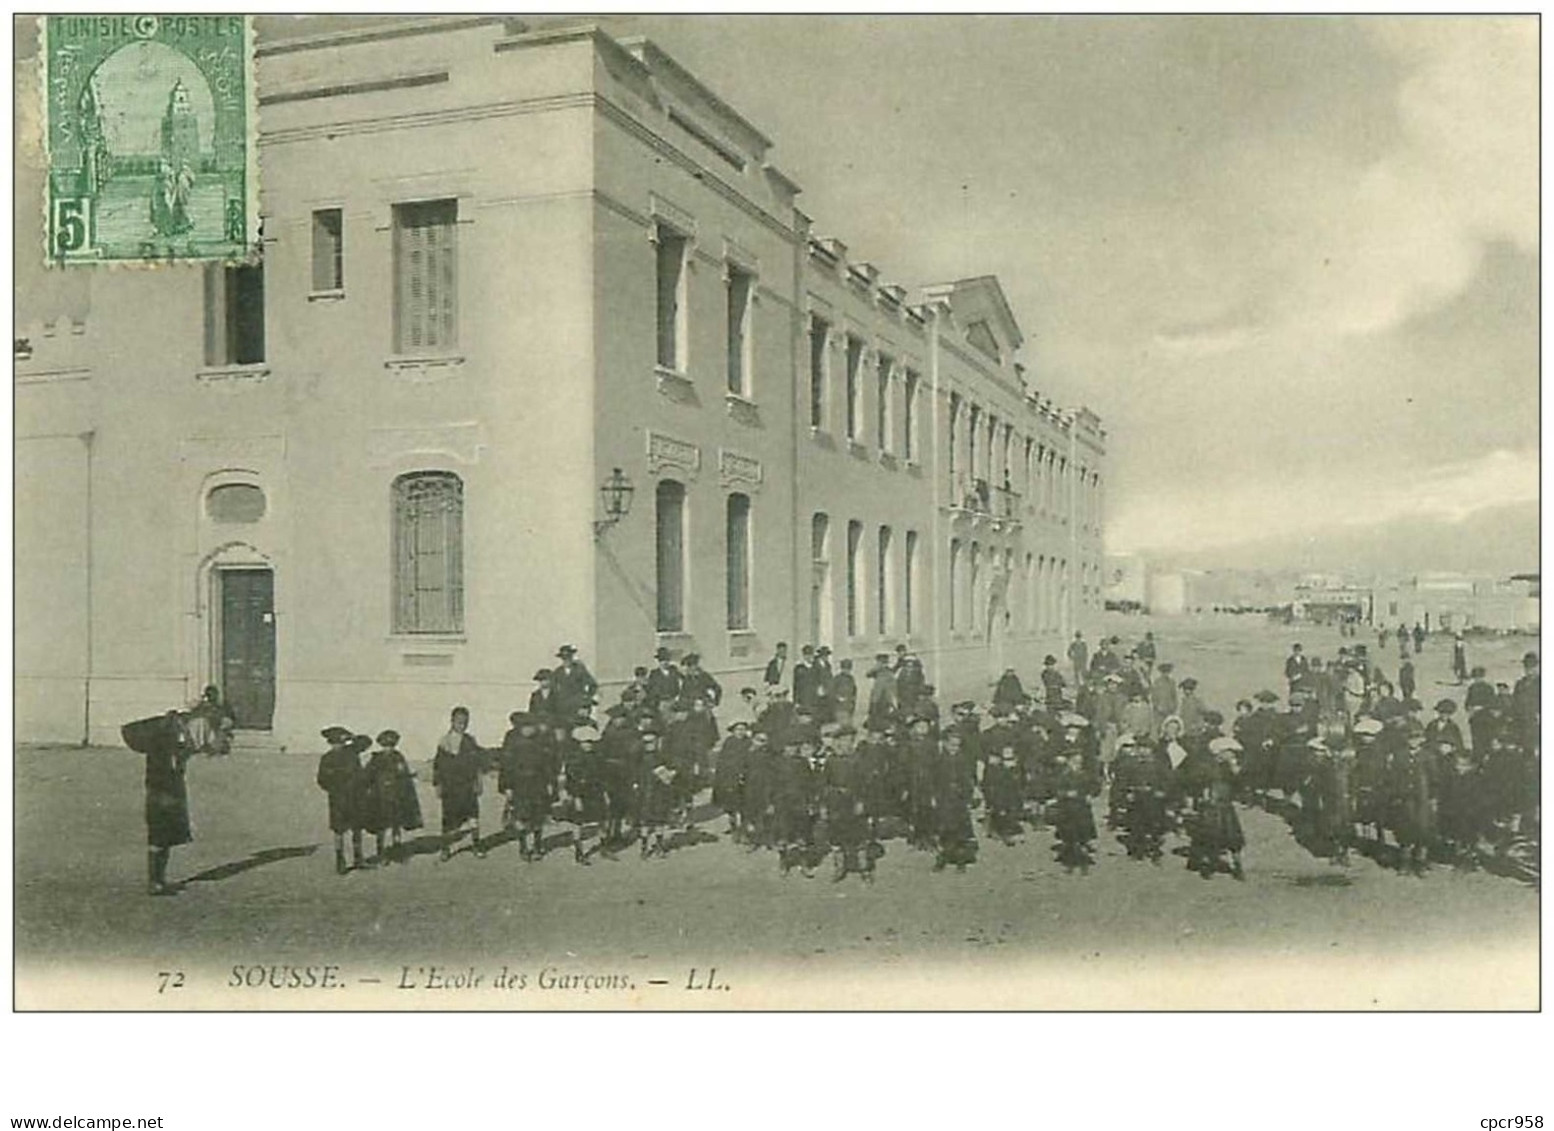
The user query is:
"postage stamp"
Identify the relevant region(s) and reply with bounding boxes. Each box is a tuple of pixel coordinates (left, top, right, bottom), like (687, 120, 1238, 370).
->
(40, 14, 258, 265)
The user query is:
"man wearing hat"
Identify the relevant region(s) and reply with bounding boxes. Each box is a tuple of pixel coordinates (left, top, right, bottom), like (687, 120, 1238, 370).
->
(895, 654, 927, 716)
(1136, 631, 1158, 677)
(316, 727, 372, 874)
(528, 669, 557, 720)
(1425, 699, 1466, 762)
(1040, 655, 1067, 712)
(552, 645, 599, 724)
(812, 646, 837, 723)
(763, 642, 789, 689)
(1464, 666, 1496, 715)
(792, 645, 821, 716)
(680, 653, 723, 712)
(831, 658, 859, 725)
(644, 647, 682, 713)
(865, 652, 897, 729)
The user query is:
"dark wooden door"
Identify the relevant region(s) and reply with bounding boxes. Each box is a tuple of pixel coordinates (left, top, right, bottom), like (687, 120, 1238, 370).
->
(221, 569, 275, 729)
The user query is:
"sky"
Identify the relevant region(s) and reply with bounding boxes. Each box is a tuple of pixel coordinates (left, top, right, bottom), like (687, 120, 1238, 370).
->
(617, 15, 1538, 567)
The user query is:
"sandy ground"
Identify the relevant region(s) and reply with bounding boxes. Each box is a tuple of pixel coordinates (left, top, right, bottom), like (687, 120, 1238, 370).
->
(13, 615, 1539, 1010)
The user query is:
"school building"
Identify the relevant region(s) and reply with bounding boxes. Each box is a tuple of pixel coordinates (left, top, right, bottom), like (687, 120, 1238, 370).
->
(15, 17, 1108, 752)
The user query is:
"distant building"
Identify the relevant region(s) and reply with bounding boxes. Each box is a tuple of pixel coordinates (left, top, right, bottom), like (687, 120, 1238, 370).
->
(1372, 574, 1538, 633)
(160, 78, 200, 169)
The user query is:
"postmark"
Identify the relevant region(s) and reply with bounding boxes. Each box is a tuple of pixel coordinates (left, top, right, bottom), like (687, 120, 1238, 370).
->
(41, 14, 257, 265)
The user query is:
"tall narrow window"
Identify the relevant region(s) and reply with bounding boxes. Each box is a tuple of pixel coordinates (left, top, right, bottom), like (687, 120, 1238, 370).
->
(970, 542, 982, 633)
(726, 492, 752, 630)
(903, 370, 919, 462)
(846, 519, 863, 636)
(1025, 553, 1036, 631)
(968, 405, 981, 486)
(392, 471, 464, 634)
(393, 199, 457, 354)
(949, 539, 962, 632)
(876, 354, 892, 452)
(726, 265, 753, 395)
(845, 335, 864, 441)
(876, 525, 893, 635)
(948, 393, 961, 483)
(655, 224, 688, 372)
(809, 316, 830, 429)
(205, 263, 265, 365)
(656, 479, 687, 632)
(904, 530, 918, 635)
(311, 207, 343, 293)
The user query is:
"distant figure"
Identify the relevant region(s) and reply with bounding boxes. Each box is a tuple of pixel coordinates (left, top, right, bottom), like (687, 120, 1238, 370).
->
(1067, 632, 1089, 686)
(1412, 623, 1426, 653)
(1398, 657, 1416, 703)
(1136, 632, 1158, 676)
(992, 667, 1027, 711)
(1451, 633, 1469, 684)
(1040, 655, 1067, 710)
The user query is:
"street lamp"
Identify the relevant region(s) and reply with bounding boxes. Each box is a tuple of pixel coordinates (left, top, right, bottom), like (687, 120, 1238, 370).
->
(594, 467, 635, 536)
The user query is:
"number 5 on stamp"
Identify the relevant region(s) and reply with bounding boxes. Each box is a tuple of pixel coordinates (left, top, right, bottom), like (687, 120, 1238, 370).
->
(41, 14, 258, 266)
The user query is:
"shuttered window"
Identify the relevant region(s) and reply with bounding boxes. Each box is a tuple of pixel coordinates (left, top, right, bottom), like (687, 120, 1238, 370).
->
(393, 472, 464, 634)
(393, 199, 457, 354)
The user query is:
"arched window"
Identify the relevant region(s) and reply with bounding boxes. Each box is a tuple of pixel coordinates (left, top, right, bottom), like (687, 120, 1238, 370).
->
(393, 471, 463, 634)
(846, 519, 863, 636)
(904, 530, 919, 636)
(207, 482, 266, 524)
(726, 492, 752, 630)
(1025, 553, 1036, 631)
(656, 479, 687, 632)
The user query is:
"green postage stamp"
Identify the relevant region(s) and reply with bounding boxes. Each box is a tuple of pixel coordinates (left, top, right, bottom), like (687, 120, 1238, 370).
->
(41, 14, 258, 265)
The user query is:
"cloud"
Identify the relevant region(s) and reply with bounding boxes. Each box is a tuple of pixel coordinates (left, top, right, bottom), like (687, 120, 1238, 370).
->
(1240, 18, 1538, 340)
(1108, 447, 1538, 555)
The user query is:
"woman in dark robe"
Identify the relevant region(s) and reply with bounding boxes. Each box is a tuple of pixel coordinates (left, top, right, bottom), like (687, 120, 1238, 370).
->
(359, 729, 422, 864)
(1184, 738, 1245, 879)
(127, 711, 196, 895)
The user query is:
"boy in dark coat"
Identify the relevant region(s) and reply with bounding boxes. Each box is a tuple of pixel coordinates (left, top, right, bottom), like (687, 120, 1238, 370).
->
(317, 727, 371, 874)
(433, 706, 485, 860)
(773, 729, 824, 875)
(711, 719, 753, 838)
(820, 724, 875, 882)
(929, 729, 979, 871)
(360, 729, 422, 865)
(636, 730, 678, 858)
(499, 712, 553, 862)
(1049, 751, 1098, 873)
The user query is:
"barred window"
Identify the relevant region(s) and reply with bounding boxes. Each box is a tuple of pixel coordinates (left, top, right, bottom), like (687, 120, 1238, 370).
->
(393, 199, 457, 354)
(393, 472, 464, 634)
